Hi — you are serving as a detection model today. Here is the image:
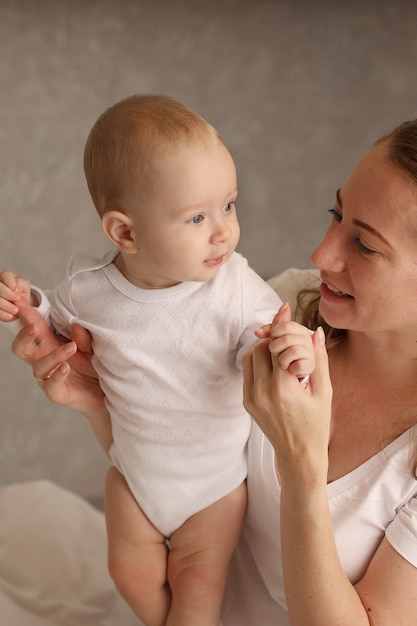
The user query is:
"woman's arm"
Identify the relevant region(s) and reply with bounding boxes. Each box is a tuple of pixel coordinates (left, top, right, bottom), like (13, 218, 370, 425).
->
(242, 306, 417, 626)
(13, 299, 113, 454)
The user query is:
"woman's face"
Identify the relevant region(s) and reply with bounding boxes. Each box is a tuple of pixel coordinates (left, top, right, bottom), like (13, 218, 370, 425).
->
(311, 142, 417, 335)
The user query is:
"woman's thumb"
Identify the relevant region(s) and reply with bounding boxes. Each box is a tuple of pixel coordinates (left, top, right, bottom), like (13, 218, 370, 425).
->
(310, 327, 333, 398)
(272, 301, 292, 325)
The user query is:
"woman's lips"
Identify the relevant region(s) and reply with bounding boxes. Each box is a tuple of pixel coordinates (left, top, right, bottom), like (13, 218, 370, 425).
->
(320, 281, 353, 301)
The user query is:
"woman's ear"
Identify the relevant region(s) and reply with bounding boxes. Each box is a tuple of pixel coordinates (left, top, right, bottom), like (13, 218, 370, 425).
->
(101, 211, 138, 254)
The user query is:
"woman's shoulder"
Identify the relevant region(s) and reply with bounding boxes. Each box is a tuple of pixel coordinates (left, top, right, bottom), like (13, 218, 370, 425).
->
(267, 268, 320, 319)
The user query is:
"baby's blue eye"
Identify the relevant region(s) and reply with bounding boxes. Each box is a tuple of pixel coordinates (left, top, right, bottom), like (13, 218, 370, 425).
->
(190, 214, 204, 224)
(223, 201, 234, 213)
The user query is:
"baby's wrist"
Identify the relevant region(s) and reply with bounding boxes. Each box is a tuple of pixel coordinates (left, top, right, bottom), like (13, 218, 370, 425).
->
(29, 286, 51, 319)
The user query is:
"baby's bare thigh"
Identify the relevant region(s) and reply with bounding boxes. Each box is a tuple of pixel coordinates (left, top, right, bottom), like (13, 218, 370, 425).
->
(170, 481, 247, 559)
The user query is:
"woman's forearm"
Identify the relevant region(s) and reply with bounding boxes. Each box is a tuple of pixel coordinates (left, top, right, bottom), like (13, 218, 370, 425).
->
(280, 477, 370, 626)
(84, 407, 113, 456)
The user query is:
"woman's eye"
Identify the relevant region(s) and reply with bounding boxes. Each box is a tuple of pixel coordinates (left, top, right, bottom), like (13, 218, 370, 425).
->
(328, 207, 342, 223)
(355, 238, 376, 255)
(328, 208, 377, 256)
(189, 214, 204, 224)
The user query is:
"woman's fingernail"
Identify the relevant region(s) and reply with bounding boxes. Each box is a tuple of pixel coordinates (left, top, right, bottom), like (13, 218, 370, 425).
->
(62, 341, 77, 354)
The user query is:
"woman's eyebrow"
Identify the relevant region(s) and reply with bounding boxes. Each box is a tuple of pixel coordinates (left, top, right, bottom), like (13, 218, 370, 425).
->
(336, 188, 342, 207)
(336, 188, 392, 249)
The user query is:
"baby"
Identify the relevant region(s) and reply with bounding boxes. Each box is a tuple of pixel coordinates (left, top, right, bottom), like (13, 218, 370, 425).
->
(0, 94, 314, 626)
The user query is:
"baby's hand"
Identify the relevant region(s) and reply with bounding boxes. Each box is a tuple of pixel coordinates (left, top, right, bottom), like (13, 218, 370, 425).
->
(0, 270, 32, 322)
(256, 302, 315, 379)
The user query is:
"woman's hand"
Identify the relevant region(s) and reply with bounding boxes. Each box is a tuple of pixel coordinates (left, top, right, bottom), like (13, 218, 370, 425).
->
(12, 299, 106, 420)
(243, 305, 333, 485)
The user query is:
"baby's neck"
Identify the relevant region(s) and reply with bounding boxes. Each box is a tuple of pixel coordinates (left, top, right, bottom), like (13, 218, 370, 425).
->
(113, 253, 181, 290)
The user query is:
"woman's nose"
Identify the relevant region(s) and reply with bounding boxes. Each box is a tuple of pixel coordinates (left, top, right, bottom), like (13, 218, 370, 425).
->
(310, 228, 345, 271)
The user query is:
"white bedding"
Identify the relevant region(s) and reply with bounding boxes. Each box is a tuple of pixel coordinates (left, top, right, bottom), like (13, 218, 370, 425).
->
(0, 480, 142, 625)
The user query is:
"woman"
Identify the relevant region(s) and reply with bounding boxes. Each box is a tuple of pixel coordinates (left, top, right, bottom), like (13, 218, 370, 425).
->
(11, 119, 417, 625)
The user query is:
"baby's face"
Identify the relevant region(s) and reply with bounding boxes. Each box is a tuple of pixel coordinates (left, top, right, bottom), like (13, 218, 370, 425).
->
(125, 140, 240, 289)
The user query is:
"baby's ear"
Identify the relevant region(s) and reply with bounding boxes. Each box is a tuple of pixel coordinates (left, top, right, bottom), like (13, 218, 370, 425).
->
(101, 211, 138, 253)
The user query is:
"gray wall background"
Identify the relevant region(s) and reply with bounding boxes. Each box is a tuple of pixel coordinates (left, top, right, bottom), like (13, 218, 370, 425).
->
(2, 0, 417, 502)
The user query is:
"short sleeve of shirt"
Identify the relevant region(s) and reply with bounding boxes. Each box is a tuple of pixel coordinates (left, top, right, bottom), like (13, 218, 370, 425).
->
(386, 495, 417, 568)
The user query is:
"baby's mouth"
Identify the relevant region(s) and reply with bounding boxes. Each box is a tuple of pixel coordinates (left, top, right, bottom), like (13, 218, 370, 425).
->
(205, 254, 226, 266)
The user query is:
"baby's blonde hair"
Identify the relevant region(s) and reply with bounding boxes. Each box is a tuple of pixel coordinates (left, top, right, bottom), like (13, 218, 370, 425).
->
(83, 94, 223, 216)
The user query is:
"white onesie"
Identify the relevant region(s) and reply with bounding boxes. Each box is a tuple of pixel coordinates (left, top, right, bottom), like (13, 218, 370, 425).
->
(49, 250, 282, 537)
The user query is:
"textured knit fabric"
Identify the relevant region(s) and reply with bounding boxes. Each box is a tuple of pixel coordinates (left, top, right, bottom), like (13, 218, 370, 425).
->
(50, 250, 282, 536)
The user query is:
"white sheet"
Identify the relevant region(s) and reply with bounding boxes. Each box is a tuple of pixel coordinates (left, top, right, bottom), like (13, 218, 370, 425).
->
(0, 480, 142, 625)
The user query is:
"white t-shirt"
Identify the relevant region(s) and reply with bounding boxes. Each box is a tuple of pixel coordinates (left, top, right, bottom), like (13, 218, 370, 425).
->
(222, 421, 417, 626)
(221, 268, 417, 626)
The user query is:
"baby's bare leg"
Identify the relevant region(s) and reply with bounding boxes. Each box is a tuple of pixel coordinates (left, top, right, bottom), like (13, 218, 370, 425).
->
(167, 481, 247, 626)
(105, 467, 171, 626)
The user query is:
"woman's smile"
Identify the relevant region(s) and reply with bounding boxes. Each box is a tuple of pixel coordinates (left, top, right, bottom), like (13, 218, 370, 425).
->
(320, 277, 353, 302)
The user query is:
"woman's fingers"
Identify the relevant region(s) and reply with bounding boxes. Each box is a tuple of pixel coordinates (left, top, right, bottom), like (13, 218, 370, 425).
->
(254, 302, 292, 340)
(13, 299, 58, 353)
(16, 297, 48, 327)
(31, 341, 77, 383)
(309, 327, 333, 400)
(11, 298, 77, 381)
(70, 324, 93, 354)
(272, 302, 292, 325)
